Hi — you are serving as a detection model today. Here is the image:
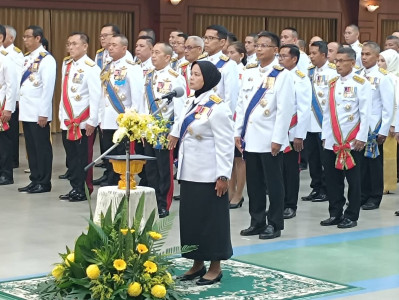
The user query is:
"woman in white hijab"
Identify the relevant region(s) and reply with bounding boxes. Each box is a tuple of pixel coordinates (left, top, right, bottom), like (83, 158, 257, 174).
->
(378, 49, 399, 203)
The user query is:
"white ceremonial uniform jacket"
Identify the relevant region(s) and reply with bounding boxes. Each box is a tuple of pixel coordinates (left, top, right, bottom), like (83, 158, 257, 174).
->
(95, 48, 134, 70)
(142, 66, 187, 137)
(101, 54, 144, 129)
(3, 44, 24, 84)
(199, 50, 239, 113)
(176, 90, 234, 182)
(234, 62, 295, 152)
(350, 40, 363, 68)
(140, 58, 154, 78)
(237, 62, 245, 90)
(357, 65, 394, 136)
(19, 45, 56, 122)
(289, 67, 312, 141)
(297, 51, 311, 73)
(308, 61, 338, 133)
(322, 71, 372, 150)
(59, 55, 102, 130)
(177, 61, 193, 96)
(246, 53, 257, 65)
(0, 51, 18, 113)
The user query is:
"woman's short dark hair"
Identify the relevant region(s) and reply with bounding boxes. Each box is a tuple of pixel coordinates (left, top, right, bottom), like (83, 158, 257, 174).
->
(229, 41, 247, 66)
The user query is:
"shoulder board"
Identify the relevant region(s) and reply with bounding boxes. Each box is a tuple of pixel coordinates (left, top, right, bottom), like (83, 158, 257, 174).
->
(24, 51, 30, 56)
(1, 50, 8, 56)
(39, 52, 48, 57)
(295, 70, 305, 78)
(170, 57, 178, 62)
(168, 69, 178, 77)
(96, 48, 105, 54)
(328, 63, 336, 69)
(359, 43, 363, 48)
(219, 55, 229, 62)
(179, 61, 190, 68)
(136, 59, 142, 65)
(273, 65, 284, 71)
(63, 56, 71, 61)
(13, 46, 21, 53)
(379, 67, 388, 75)
(245, 63, 258, 69)
(353, 75, 365, 84)
(85, 60, 95, 67)
(210, 94, 222, 104)
(126, 59, 136, 66)
(308, 64, 316, 70)
(197, 52, 208, 60)
(329, 76, 339, 85)
(354, 65, 361, 70)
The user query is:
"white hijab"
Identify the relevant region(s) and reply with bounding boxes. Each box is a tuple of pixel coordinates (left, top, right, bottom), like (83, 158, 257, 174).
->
(380, 49, 399, 76)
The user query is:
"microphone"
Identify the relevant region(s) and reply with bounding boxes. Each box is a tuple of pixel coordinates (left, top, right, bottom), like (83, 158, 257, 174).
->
(155, 87, 185, 101)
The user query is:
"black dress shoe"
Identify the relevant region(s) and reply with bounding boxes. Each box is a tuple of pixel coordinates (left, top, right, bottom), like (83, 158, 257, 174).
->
(301, 190, 319, 201)
(362, 202, 379, 210)
(28, 184, 51, 194)
(69, 192, 87, 202)
(283, 208, 296, 219)
(0, 176, 14, 185)
(196, 272, 223, 286)
(259, 225, 281, 239)
(320, 216, 344, 226)
(173, 195, 181, 201)
(177, 266, 206, 281)
(18, 182, 35, 192)
(312, 193, 328, 202)
(58, 171, 70, 180)
(337, 218, 357, 229)
(395, 211, 399, 216)
(240, 225, 265, 236)
(159, 209, 169, 218)
(93, 174, 107, 185)
(59, 189, 77, 200)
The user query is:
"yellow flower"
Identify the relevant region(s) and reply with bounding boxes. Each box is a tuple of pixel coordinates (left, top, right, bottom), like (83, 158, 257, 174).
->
(151, 284, 166, 298)
(148, 231, 162, 240)
(130, 229, 135, 234)
(143, 260, 158, 274)
(137, 243, 148, 254)
(86, 264, 100, 280)
(113, 259, 127, 271)
(51, 264, 64, 280)
(65, 253, 74, 267)
(128, 282, 142, 297)
(120, 228, 128, 235)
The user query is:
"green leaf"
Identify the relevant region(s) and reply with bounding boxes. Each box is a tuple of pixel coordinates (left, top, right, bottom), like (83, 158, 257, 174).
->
(133, 192, 145, 231)
(87, 218, 108, 245)
(84, 183, 93, 221)
(160, 245, 198, 256)
(153, 211, 176, 251)
(68, 260, 86, 278)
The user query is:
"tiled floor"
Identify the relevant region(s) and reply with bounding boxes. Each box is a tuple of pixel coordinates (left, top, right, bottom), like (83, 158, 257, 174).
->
(0, 134, 398, 299)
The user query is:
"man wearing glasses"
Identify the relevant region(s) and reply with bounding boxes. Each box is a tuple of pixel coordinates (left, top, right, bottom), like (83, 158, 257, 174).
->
(321, 47, 371, 228)
(199, 25, 238, 114)
(171, 33, 188, 71)
(235, 31, 295, 239)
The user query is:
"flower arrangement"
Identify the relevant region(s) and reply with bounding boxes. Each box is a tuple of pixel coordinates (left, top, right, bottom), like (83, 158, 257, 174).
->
(37, 193, 196, 300)
(112, 109, 170, 148)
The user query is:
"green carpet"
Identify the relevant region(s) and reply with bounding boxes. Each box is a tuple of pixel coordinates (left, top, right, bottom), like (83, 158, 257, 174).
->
(0, 258, 359, 300)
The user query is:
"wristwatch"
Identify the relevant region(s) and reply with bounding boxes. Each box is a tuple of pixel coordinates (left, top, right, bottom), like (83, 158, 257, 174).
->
(218, 176, 228, 181)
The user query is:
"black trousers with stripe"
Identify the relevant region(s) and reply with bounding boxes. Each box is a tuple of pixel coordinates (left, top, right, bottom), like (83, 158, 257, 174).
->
(283, 145, 300, 210)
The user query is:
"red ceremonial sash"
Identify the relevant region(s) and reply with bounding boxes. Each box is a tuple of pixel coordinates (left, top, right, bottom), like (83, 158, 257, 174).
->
(0, 100, 10, 131)
(62, 62, 90, 141)
(283, 113, 298, 153)
(181, 64, 191, 96)
(329, 80, 360, 170)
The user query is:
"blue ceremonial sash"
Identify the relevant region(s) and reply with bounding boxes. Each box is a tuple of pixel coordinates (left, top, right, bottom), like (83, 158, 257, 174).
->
(145, 72, 161, 120)
(171, 60, 178, 71)
(364, 120, 382, 158)
(240, 68, 282, 150)
(308, 67, 323, 128)
(103, 64, 125, 114)
(96, 51, 104, 68)
(215, 58, 228, 69)
(20, 52, 47, 86)
(179, 99, 216, 139)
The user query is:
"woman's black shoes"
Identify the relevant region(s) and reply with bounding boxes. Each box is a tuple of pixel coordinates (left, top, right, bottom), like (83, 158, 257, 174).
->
(196, 272, 223, 285)
(229, 197, 244, 209)
(177, 266, 206, 281)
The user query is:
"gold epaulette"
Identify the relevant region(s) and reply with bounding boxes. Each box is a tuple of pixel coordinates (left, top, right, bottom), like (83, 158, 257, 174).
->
(1, 50, 8, 56)
(295, 70, 305, 78)
(329, 76, 339, 85)
(126, 59, 136, 66)
(96, 48, 105, 54)
(328, 63, 336, 69)
(353, 75, 365, 84)
(308, 64, 316, 70)
(197, 52, 208, 60)
(136, 59, 142, 65)
(179, 61, 190, 68)
(63, 56, 71, 61)
(24, 51, 30, 56)
(170, 57, 178, 62)
(85, 59, 95, 67)
(168, 68, 178, 77)
(273, 65, 284, 71)
(379, 67, 388, 75)
(359, 43, 363, 47)
(210, 94, 222, 104)
(220, 55, 229, 62)
(13, 46, 21, 53)
(39, 52, 48, 57)
(354, 65, 361, 70)
(245, 63, 258, 69)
